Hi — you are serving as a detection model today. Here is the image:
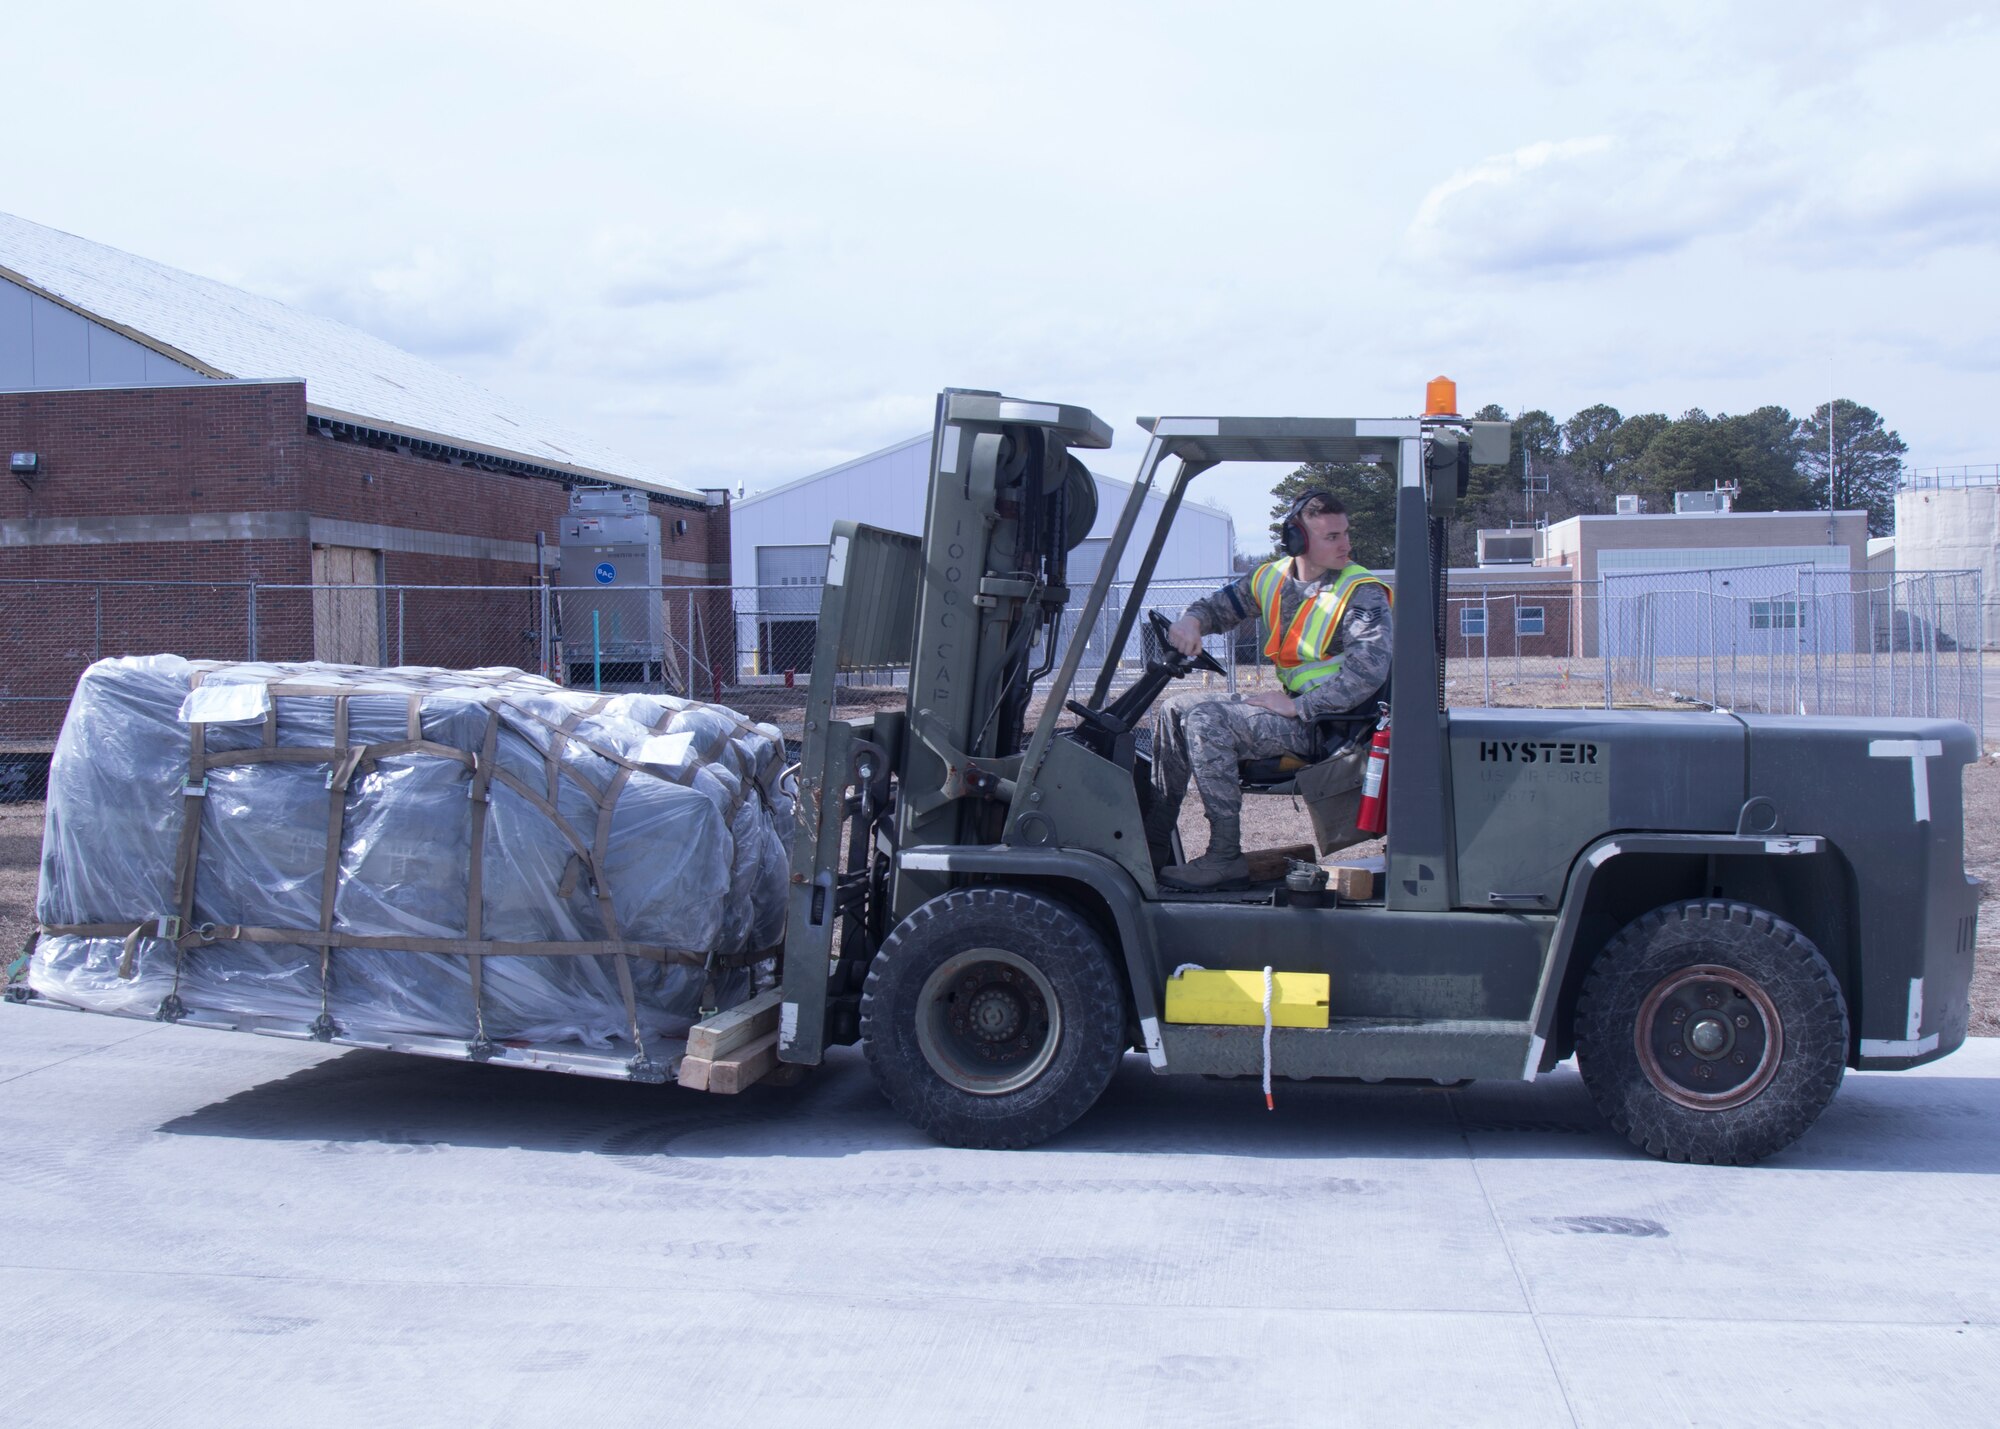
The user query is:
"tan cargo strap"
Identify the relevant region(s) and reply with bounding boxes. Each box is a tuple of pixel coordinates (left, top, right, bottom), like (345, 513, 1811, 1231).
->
(307, 694, 352, 1035)
(465, 702, 503, 1048)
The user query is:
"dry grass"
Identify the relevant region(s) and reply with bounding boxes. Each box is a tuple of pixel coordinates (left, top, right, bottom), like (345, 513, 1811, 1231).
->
(0, 801, 39, 978)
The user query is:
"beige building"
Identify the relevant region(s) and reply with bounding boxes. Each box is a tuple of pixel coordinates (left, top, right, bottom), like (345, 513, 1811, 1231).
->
(1533, 508, 1870, 657)
(1894, 483, 2000, 646)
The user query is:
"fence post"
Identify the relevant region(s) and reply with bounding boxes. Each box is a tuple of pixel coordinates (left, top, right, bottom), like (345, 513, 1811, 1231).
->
(246, 579, 258, 661)
(1481, 587, 1491, 706)
(541, 582, 552, 679)
(1600, 578, 1612, 709)
(1968, 572, 1984, 744)
(397, 588, 407, 667)
(92, 586, 103, 662)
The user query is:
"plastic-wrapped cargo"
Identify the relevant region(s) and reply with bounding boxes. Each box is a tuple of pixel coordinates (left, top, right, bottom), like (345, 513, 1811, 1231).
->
(30, 656, 795, 1070)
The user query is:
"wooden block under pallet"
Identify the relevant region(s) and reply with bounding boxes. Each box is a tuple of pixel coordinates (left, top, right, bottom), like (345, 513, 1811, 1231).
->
(685, 988, 784, 1062)
(1244, 844, 1318, 883)
(678, 1030, 782, 1095)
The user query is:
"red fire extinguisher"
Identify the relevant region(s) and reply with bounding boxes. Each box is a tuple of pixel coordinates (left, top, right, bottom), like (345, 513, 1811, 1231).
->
(1355, 716, 1391, 835)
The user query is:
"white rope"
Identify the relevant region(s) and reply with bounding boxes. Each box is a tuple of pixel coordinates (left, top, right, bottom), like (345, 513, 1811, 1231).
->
(1262, 965, 1275, 1111)
(1170, 963, 1206, 980)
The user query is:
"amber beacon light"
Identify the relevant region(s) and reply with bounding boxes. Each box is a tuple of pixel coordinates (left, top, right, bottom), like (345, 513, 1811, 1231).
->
(1424, 376, 1458, 417)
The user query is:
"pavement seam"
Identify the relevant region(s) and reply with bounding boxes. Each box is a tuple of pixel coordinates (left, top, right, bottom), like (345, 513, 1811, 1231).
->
(1450, 1087, 1582, 1428)
(2, 1261, 1992, 1330)
(0, 1023, 165, 1087)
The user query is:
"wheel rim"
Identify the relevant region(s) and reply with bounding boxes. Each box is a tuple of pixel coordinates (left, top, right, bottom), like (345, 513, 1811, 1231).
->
(1634, 963, 1784, 1111)
(914, 948, 1063, 1096)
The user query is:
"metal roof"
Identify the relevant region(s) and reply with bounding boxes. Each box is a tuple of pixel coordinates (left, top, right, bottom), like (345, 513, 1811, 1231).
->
(0, 212, 697, 499)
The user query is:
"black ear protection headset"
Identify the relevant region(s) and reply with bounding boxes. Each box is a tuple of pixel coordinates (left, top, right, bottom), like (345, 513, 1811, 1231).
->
(1280, 489, 1337, 558)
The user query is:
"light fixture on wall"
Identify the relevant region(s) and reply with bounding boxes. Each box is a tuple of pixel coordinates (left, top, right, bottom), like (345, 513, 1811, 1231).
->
(11, 451, 38, 481)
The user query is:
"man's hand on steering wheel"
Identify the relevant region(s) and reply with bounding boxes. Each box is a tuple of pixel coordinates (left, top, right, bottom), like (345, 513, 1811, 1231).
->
(1148, 609, 1226, 677)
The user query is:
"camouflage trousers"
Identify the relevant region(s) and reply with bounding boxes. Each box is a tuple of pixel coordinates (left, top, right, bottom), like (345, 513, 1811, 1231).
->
(1147, 689, 1321, 833)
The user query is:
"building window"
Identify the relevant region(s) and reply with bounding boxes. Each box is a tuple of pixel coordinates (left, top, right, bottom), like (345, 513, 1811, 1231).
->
(1750, 600, 1800, 630)
(1460, 607, 1486, 638)
(1518, 606, 1545, 636)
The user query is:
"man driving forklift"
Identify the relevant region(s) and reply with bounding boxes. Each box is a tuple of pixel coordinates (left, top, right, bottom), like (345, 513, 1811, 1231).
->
(1145, 490, 1393, 890)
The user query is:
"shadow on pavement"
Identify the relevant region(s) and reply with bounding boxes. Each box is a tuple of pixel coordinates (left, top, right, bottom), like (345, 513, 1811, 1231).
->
(154, 1043, 2000, 1174)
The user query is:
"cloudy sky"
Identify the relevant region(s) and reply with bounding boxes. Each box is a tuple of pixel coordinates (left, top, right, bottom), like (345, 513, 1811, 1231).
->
(8, 0, 1995, 548)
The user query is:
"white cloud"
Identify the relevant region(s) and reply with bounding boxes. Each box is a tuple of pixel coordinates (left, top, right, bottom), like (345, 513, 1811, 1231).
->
(588, 222, 781, 308)
(1407, 134, 1799, 274)
(275, 247, 545, 359)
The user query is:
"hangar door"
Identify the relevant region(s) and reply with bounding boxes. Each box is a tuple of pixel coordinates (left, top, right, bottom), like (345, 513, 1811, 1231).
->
(312, 544, 383, 665)
(756, 544, 827, 674)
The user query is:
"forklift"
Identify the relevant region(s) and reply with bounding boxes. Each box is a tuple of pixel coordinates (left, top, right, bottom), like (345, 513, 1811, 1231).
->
(777, 386, 1979, 1164)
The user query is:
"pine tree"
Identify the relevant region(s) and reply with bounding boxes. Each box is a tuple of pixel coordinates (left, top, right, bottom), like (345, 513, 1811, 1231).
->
(1797, 400, 1906, 535)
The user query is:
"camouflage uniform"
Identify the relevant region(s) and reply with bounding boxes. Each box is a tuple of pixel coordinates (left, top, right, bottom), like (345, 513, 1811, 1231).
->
(1147, 566, 1392, 851)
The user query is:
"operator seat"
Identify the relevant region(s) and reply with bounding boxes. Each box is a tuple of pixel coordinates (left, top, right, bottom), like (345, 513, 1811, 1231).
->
(1237, 677, 1387, 797)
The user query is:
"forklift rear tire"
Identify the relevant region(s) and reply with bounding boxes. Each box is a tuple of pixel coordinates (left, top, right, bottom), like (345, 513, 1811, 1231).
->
(1574, 900, 1848, 1165)
(862, 889, 1125, 1149)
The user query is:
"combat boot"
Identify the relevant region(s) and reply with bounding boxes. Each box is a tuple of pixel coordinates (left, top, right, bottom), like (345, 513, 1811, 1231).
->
(1160, 816, 1249, 890)
(1142, 799, 1181, 871)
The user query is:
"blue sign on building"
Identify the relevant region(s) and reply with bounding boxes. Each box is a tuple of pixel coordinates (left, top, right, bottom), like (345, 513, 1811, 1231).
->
(594, 562, 616, 585)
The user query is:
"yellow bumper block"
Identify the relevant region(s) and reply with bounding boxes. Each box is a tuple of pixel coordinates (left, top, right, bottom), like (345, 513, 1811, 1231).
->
(1163, 969, 1330, 1028)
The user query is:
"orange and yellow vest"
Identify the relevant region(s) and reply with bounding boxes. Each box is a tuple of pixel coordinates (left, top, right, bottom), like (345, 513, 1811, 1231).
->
(1247, 560, 1392, 695)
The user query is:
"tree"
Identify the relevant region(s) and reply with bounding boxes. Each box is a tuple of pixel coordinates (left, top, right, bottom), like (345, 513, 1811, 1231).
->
(1798, 400, 1906, 535)
(1562, 404, 1623, 482)
(1619, 406, 1813, 514)
(1516, 409, 1561, 466)
(1719, 405, 1811, 512)
(1266, 461, 1397, 571)
(1606, 413, 1669, 488)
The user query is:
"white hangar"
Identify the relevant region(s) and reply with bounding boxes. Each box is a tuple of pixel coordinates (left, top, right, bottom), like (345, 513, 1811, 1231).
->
(730, 432, 1237, 675)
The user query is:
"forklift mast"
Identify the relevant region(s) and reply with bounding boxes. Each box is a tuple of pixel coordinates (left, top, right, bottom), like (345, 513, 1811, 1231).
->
(890, 391, 1112, 913)
(777, 391, 1110, 1062)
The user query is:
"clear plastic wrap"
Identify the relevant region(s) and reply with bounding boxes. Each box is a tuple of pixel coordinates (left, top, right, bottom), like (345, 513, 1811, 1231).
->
(31, 656, 795, 1055)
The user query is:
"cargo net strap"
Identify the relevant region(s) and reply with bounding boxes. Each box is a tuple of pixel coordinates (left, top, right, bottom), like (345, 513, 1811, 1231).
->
(44, 661, 784, 1056)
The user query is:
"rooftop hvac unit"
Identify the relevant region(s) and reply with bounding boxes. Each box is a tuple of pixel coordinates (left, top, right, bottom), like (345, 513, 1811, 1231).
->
(1476, 529, 1542, 566)
(1674, 490, 1722, 514)
(1614, 494, 1644, 515)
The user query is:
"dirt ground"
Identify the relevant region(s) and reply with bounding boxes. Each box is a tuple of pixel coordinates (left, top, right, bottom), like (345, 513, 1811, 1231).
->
(6, 711, 1997, 1038)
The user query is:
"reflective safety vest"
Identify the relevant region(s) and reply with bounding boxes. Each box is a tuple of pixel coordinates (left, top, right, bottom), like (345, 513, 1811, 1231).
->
(1248, 560, 1392, 695)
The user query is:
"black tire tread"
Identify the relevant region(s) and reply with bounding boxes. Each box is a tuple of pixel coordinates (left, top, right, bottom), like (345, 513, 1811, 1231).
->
(861, 888, 1125, 1150)
(1574, 899, 1848, 1165)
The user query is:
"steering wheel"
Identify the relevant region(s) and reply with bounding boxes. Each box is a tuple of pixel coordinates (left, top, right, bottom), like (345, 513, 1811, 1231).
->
(1148, 608, 1226, 678)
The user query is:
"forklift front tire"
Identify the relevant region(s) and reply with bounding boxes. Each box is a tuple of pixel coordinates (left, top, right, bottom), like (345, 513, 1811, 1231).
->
(862, 889, 1126, 1149)
(1574, 899, 1848, 1165)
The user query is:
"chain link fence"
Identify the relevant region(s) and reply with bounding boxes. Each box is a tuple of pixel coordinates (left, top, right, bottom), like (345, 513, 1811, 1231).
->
(1599, 565, 1984, 735)
(1, 566, 1986, 749)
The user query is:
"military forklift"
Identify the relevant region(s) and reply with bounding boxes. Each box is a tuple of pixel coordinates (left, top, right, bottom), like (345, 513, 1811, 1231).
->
(777, 387, 1980, 1164)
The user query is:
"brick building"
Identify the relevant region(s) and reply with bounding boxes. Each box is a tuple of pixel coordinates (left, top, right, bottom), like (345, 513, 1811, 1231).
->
(1, 213, 731, 742)
(1443, 566, 1577, 659)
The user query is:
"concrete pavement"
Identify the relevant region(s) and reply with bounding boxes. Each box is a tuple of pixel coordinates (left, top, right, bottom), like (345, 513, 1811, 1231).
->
(3, 1003, 1996, 1426)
